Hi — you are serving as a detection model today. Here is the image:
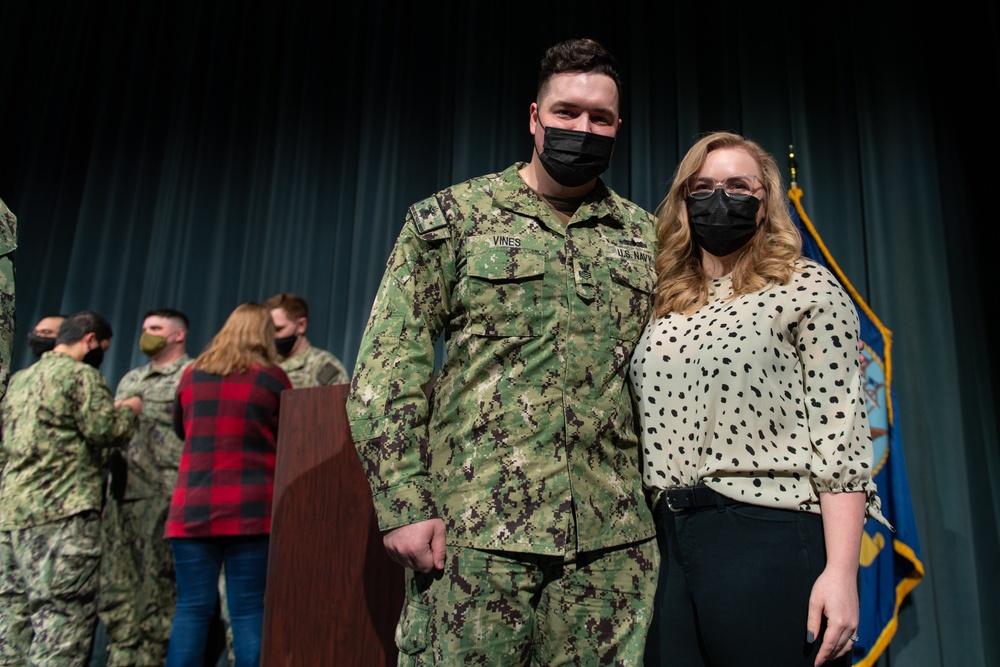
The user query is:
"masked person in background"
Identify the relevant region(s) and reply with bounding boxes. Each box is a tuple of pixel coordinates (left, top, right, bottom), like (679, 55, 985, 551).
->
(630, 131, 891, 667)
(99, 308, 193, 667)
(0, 310, 140, 666)
(264, 292, 349, 389)
(27, 314, 66, 360)
(347, 37, 659, 665)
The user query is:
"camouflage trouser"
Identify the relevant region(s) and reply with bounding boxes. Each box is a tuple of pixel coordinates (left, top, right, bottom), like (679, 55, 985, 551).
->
(98, 496, 175, 667)
(218, 567, 234, 665)
(0, 511, 101, 667)
(395, 539, 658, 666)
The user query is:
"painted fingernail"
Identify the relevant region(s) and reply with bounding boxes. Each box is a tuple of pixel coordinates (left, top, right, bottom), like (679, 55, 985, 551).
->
(806, 631, 815, 643)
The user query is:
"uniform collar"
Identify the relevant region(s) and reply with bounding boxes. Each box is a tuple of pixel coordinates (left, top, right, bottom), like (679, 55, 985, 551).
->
(493, 162, 626, 228)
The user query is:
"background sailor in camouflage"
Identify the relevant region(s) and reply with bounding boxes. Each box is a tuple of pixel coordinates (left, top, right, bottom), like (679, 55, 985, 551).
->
(264, 292, 349, 388)
(27, 314, 66, 361)
(0, 197, 15, 402)
(347, 38, 658, 666)
(99, 308, 192, 667)
(0, 310, 140, 667)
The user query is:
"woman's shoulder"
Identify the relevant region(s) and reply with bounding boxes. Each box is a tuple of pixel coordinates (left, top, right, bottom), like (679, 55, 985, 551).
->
(791, 256, 842, 288)
(793, 255, 825, 273)
(787, 257, 858, 314)
(254, 363, 293, 389)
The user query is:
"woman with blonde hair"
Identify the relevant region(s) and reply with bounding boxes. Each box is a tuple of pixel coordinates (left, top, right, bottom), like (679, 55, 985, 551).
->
(164, 302, 291, 667)
(630, 132, 891, 667)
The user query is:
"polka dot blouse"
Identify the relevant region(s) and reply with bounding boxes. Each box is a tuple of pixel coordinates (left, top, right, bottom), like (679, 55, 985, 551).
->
(630, 258, 888, 523)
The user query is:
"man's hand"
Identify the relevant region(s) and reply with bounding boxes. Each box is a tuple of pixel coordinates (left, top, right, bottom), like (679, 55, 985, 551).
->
(115, 395, 143, 416)
(382, 518, 447, 573)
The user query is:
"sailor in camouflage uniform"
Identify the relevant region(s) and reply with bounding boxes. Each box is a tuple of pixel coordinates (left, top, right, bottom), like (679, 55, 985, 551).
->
(98, 309, 192, 667)
(0, 311, 140, 667)
(347, 38, 658, 666)
(27, 315, 66, 361)
(0, 197, 15, 402)
(265, 292, 349, 388)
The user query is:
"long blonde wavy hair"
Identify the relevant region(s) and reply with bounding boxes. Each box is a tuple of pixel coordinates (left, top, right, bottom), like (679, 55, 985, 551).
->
(651, 131, 803, 318)
(192, 302, 279, 376)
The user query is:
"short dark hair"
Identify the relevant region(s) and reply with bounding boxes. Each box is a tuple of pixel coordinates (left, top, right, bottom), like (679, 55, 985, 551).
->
(263, 292, 308, 321)
(537, 38, 622, 105)
(56, 310, 114, 345)
(142, 307, 190, 329)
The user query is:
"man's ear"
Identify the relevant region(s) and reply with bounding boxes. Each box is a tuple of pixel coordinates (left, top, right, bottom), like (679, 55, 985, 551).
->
(296, 317, 308, 336)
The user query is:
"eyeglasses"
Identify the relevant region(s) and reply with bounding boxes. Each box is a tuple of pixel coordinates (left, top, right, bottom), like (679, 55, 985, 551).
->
(686, 174, 763, 201)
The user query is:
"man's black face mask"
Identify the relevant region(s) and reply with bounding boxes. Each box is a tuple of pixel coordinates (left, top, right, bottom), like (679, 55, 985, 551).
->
(28, 333, 57, 358)
(537, 122, 615, 187)
(83, 344, 105, 369)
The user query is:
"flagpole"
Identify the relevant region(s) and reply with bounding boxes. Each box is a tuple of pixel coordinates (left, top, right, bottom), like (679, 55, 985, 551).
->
(788, 144, 798, 189)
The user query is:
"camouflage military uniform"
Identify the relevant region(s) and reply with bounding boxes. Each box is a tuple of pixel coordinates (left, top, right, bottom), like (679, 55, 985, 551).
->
(0, 198, 16, 402)
(99, 354, 192, 667)
(279, 343, 349, 389)
(347, 163, 659, 665)
(0, 351, 135, 666)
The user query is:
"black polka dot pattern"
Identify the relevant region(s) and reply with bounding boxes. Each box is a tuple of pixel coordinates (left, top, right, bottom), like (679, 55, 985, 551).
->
(630, 258, 885, 517)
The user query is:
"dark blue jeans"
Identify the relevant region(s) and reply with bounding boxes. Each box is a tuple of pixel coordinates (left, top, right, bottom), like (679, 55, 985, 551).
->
(166, 535, 269, 667)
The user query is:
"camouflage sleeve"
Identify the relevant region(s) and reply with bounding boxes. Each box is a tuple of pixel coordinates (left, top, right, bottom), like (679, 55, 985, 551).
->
(75, 369, 136, 447)
(114, 367, 142, 401)
(347, 197, 453, 531)
(0, 395, 7, 470)
(0, 198, 16, 402)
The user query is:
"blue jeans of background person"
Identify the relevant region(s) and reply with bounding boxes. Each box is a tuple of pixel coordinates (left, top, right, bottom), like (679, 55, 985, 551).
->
(165, 535, 269, 667)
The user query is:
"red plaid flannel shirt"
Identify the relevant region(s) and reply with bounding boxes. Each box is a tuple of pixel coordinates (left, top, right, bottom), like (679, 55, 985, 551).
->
(165, 364, 291, 538)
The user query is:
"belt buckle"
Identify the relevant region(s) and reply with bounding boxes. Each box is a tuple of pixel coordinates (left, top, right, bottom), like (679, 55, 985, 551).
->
(666, 487, 691, 513)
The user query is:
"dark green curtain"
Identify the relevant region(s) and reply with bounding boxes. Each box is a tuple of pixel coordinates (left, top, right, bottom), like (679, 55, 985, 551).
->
(2, 1, 997, 665)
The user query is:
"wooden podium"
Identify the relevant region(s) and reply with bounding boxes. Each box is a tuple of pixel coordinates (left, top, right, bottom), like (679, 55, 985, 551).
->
(261, 384, 404, 666)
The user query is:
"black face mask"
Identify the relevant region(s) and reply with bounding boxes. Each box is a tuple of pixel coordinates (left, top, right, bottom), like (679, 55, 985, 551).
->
(686, 189, 760, 256)
(275, 333, 297, 358)
(28, 334, 57, 358)
(537, 121, 615, 187)
(83, 345, 105, 369)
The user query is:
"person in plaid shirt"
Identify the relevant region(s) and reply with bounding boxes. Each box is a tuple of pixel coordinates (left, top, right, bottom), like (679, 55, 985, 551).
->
(164, 302, 291, 667)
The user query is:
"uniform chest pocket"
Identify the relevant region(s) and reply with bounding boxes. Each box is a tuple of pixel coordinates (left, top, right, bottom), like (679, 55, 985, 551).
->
(142, 381, 177, 404)
(465, 247, 546, 337)
(607, 261, 655, 341)
(140, 382, 180, 422)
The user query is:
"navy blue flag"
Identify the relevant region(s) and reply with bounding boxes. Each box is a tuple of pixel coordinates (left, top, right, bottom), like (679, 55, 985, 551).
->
(788, 186, 924, 666)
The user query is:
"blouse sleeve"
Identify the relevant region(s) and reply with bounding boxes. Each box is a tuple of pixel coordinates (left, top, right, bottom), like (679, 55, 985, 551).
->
(796, 264, 891, 528)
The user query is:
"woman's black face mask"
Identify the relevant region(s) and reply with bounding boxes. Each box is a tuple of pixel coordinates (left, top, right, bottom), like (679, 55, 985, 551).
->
(686, 189, 760, 256)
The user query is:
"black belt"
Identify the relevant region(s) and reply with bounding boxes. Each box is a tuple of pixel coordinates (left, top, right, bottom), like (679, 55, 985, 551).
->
(657, 485, 737, 513)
